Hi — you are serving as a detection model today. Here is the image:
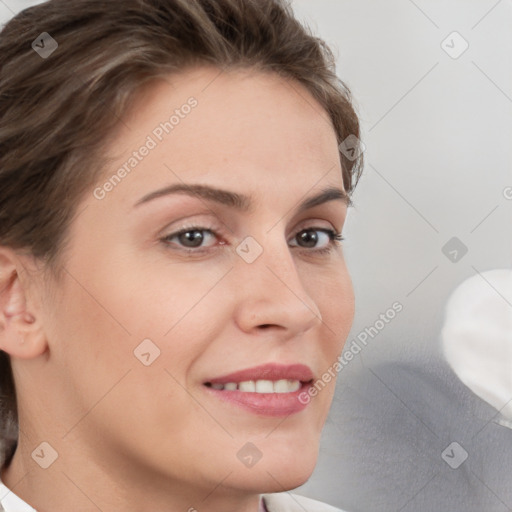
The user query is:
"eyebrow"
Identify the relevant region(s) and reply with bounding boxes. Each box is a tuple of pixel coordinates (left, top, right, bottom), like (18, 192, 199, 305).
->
(134, 183, 352, 212)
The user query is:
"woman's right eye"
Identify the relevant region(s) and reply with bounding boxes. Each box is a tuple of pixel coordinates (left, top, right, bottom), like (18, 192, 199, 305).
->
(160, 226, 222, 252)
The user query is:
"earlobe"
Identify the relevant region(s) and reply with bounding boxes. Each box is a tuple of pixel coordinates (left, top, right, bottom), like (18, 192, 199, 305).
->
(0, 248, 48, 359)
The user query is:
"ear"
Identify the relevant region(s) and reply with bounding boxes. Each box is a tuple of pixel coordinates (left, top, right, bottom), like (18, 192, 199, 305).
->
(0, 248, 48, 360)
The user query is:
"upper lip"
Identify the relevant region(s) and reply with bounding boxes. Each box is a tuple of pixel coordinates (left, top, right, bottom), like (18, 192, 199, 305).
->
(204, 363, 315, 384)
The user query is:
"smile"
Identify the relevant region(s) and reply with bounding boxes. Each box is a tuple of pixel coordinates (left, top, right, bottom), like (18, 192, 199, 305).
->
(202, 363, 315, 416)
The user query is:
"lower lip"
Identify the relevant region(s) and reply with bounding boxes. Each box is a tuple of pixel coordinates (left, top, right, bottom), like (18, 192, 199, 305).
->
(202, 382, 312, 417)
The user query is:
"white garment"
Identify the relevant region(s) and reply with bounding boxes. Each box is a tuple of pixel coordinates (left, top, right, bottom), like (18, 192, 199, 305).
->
(0, 475, 345, 512)
(0, 478, 36, 512)
(262, 492, 346, 511)
(441, 268, 512, 421)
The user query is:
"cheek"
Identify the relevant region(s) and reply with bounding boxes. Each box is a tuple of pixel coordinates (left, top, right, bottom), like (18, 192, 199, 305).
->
(43, 263, 221, 448)
(46, 275, 133, 382)
(302, 263, 355, 421)
(313, 262, 355, 350)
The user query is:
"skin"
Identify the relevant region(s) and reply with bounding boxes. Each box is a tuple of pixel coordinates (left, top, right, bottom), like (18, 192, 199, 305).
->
(0, 66, 355, 512)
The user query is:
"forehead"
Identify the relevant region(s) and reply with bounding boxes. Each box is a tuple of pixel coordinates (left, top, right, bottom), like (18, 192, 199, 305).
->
(97, 66, 344, 208)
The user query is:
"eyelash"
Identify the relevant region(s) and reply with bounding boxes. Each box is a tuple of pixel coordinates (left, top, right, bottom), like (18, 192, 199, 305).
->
(160, 223, 345, 257)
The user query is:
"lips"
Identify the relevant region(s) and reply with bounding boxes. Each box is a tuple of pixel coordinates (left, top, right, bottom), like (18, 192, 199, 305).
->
(202, 363, 315, 417)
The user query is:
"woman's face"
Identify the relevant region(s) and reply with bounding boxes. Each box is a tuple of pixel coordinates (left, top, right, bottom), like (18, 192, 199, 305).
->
(35, 66, 355, 496)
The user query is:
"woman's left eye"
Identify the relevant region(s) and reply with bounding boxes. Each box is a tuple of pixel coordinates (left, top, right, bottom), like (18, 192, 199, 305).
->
(289, 228, 344, 253)
(160, 226, 344, 254)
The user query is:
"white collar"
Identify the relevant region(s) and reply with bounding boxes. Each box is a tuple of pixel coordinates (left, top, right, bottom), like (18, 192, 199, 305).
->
(0, 476, 37, 512)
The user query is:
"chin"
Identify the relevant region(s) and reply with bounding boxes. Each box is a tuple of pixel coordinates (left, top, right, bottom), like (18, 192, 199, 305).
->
(234, 458, 317, 495)
(228, 437, 320, 494)
(268, 457, 317, 491)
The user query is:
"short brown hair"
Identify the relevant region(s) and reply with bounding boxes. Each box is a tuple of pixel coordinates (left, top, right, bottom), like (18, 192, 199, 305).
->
(0, 0, 363, 466)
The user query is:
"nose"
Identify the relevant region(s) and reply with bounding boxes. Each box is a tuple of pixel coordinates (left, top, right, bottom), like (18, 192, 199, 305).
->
(232, 238, 323, 338)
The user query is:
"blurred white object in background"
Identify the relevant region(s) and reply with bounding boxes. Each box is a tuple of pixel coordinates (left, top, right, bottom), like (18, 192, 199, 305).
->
(442, 269, 512, 424)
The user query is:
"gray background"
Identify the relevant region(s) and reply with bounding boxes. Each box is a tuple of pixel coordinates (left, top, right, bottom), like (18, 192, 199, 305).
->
(2, 1, 512, 511)
(288, 1, 512, 511)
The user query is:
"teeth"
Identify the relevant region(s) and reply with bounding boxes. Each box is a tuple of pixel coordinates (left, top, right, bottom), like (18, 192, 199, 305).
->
(208, 379, 302, 393)
(255, 380, 274, 393)
(239, 381, 256, 392)
(274, 379, 299, 393)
